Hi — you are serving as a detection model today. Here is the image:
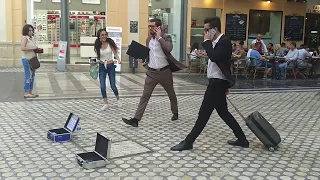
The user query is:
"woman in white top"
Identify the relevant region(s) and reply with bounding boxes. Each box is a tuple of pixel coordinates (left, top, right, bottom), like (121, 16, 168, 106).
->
(20, 24, 39, 98)
(94, 29, 122, 111)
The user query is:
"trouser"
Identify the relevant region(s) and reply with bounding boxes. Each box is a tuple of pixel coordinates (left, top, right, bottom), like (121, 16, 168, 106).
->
(22, 58, 35, 92)
(134, 67, 178, 120)
(99, 63, 119, 98)
(185, 78, 247, 144)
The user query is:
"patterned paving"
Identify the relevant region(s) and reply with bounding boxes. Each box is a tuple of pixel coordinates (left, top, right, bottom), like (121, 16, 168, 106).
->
(1, 72, 206, 101)
(175, 74, 320, 92)
(0, 92, 320, 179)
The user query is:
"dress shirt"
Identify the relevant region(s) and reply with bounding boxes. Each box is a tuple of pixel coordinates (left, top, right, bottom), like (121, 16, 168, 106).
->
(297, 49, 311, 61)
(286, 49, 299, 61)
(148, 37, 169, 69)
(205, 34, 226, 80)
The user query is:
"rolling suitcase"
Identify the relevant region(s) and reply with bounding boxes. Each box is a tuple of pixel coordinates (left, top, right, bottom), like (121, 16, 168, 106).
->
(227, 97, 281, 151)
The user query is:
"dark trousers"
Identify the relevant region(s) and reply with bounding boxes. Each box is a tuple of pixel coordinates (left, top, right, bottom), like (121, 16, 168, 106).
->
(185, 78, 247, 144)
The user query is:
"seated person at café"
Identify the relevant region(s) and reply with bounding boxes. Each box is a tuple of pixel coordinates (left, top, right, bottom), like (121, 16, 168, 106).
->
(278, 42, 299, 79)
(247, 44, 254, 58)
(312, 45, 320, 57)
(274, 44, 285, 57)
(267, 43, 274, 55)
(231, 43, 247, 73)
(233, 43, 246, 59)
(297, 44, 312, 68)
(249, 43, 272, 79)
(232, 43, 238, 55)
(280, 43, 289, 56)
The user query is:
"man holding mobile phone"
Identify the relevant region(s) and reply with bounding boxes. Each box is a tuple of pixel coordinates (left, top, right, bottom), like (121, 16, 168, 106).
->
(171, 17, 249, 151)
(122, 18, 186, 127)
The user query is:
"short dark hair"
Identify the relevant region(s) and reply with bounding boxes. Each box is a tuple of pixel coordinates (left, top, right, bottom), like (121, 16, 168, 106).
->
(281, 42, 286, 47)
(22, 24, 34, 36)
(204, 17, 221, 32)
(290, 42, 296, 48)
(149, 18, 162, 27)
(239, 41, 244, 45)
(269, 43, 273, 47)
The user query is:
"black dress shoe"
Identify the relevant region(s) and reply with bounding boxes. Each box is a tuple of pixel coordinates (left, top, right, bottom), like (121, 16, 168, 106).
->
(227, 139, 249, 148)
(171, 113, 178, 121)
(122, 118, 139, 127)
(170, 140, 193, 151)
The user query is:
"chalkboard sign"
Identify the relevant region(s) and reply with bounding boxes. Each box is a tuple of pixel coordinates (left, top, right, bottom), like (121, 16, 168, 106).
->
(284, 16, 304, 41)
(225, 14, 247, 41)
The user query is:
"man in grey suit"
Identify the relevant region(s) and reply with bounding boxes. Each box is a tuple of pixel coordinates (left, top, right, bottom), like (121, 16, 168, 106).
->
(122, 18, 186, 127)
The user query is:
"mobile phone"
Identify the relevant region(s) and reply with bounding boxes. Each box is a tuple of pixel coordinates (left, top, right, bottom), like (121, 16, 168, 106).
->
(88, 57, 97, 63)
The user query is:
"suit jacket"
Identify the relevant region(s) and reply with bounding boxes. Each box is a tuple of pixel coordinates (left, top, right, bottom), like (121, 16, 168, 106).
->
(201, 35, 236, 88)
(143, 34, 186, 72)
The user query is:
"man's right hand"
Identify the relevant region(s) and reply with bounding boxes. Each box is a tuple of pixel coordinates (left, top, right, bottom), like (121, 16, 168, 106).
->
(137, 59, 144, 63)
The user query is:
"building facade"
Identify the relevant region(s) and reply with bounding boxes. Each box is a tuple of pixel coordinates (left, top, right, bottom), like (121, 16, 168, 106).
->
(0, 0, 308, 71)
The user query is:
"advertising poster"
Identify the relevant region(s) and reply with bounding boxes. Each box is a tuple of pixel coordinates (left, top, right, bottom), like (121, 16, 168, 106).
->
(105, 27, 122, 72)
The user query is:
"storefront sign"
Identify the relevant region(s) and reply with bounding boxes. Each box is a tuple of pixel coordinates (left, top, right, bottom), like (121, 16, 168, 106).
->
(105, 27, 122, 72)
(57, 41, 68, 71)
(82, 0, 100, 4)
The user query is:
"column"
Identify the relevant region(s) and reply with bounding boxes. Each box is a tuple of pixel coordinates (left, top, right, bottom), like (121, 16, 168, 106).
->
(107, 0, 128, 44)
(59, 0, 70, 70)
(180, 0, 188, 61)
(0, 0, 7, 42)
(128, 0, 140, 43)
(139, 0, 149, 44)
(5, 0, 27, 67)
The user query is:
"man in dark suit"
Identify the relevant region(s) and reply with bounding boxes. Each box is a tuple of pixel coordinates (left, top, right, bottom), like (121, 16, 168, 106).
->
(171, 17, 249, 151)
(122, 18, 186, 127)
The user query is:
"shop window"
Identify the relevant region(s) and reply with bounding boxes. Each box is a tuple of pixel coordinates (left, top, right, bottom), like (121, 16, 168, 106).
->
(149, 0, 182, 60)
(248, 10, 282, 46)
(32, 0, 107, 62)
(190, 8, 222, 50)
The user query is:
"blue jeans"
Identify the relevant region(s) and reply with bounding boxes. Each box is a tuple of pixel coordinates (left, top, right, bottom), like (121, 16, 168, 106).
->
(22, 58, 35, 92)
(99, 63, 119, 99)
(278, 62, 294, 79)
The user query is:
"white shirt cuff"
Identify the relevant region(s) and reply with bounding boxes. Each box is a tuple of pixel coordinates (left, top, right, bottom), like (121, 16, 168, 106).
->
(158, 37, 162, 40)
(203, 39, 210, 42)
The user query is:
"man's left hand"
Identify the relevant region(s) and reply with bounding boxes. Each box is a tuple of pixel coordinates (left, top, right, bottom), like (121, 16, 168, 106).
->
(155, 27, 162, 39)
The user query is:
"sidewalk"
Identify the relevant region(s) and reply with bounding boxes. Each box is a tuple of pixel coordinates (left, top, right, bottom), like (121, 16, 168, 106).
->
(0, 92, 319, 179)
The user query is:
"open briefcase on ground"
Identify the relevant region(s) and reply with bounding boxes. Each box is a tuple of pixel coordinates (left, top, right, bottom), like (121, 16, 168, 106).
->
(47, 113, 80, 143)
(76, 133, 111, 169)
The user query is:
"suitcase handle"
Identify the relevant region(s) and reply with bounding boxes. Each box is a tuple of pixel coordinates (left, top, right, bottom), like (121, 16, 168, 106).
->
(226, 97, 246, 121)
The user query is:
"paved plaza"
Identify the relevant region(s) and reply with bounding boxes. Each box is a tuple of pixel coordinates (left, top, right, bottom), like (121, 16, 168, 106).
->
(0, 66, 320, 179)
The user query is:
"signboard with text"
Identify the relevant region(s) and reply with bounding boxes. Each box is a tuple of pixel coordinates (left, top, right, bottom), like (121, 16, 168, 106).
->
(105, 27, 122, 72)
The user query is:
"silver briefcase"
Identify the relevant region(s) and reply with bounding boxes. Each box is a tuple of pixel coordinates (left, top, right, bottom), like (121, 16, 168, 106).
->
(76, 133, 111, 169)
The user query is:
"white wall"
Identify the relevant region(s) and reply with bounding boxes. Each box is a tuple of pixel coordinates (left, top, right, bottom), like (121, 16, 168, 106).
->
(269, 12, 282, 45)
(0, 0, 7, 42)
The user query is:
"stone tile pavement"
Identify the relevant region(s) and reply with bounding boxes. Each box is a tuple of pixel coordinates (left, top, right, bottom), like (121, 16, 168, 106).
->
(0, 92, 319, 179)
(0, 71, 207, 102)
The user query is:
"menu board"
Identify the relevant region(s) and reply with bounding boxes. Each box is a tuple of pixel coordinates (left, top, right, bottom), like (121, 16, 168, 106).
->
(284, 16, 304, 41)
(225, 14, 247, 41)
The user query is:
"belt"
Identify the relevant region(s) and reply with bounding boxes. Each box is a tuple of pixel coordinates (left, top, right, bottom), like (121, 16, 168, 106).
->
(148, 65, 169, 71)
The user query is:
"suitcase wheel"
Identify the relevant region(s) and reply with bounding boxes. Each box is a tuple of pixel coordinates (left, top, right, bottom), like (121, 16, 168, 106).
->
(268, 147, 275, 152)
